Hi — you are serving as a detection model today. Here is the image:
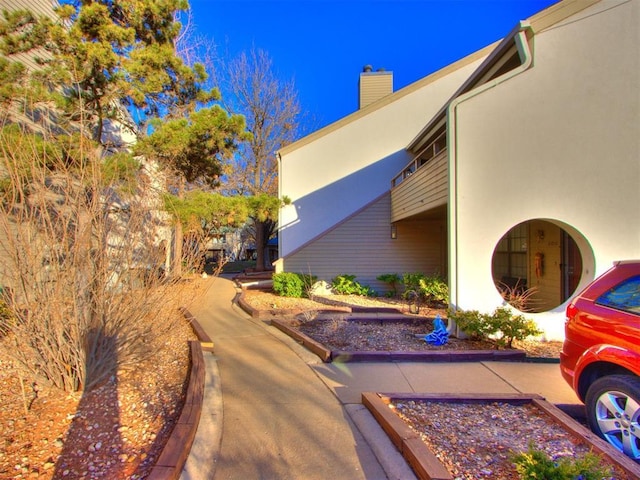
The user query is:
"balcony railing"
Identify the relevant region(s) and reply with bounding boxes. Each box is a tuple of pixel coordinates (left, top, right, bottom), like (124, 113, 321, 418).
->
(392, 131, 447, 189)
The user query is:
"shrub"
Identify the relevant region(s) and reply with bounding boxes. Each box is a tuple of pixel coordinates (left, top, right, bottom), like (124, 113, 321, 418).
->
(0, 132, 192, 392)
(418, 276, 449, 306)
(512, 443, 612, 479)
(450, 306, 542, 348)
(299, 273, 318, 298)
(272, 272, 305, 298)
(402, 273, 449, 306)
(490, 307, 542, 348)
(446, 309, 488, 340)
(331, 274, 376, 297)
(376, 273, 401, 297)
(402, 273, 424, 294)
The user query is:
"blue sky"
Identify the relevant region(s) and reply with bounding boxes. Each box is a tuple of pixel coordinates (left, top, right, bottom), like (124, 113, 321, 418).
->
(188, 0, 558, 131)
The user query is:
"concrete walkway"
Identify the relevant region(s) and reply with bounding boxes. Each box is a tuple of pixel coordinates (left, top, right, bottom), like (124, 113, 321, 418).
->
(312, 360, 579, 406)
(181, 276, 393, 480)
(181, 276, 584, 480)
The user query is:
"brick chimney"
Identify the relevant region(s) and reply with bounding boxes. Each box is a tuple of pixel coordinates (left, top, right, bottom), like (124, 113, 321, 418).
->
(359, 65, 393, 109)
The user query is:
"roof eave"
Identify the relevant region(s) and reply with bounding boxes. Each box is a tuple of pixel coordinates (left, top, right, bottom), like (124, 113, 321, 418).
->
(278, 43, 496, 158)
(406, 0, 603, 154)
(407, 20, 533, 154)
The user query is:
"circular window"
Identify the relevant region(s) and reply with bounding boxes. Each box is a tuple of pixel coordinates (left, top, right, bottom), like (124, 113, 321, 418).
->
(491, 220, 584, 313)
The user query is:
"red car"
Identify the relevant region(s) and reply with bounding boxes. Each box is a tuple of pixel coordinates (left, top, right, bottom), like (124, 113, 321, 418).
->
(560, 260, 640, 460)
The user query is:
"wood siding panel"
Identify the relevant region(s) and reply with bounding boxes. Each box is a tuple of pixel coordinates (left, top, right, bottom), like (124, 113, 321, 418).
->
(0, 1, 58, 71)
(0, 0, 57, 16)
(391, 151, 448, 223)
(359, 73, 393, 109)
(284, 194, 446, 294)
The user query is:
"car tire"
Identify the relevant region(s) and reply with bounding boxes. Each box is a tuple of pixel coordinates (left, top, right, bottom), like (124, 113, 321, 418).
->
(585, 374, 640, 461)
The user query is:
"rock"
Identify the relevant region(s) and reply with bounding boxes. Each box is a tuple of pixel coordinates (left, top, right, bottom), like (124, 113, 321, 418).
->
(309, 280, 333, 295)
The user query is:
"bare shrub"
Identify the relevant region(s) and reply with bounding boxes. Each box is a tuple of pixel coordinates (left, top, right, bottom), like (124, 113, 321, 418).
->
(297, 309, 317, 324)
(0, 128, 195, 393)
(328, 317, 347, 334)
(209, 253, 229, 276)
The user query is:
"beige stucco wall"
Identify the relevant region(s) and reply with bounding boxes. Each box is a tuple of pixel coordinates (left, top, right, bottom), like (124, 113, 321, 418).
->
(279, 51, 489, 262)
(450, 0, 639, 339)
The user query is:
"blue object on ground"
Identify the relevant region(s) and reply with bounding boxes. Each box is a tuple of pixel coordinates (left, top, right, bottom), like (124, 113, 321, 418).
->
(424, 315, 449, 346)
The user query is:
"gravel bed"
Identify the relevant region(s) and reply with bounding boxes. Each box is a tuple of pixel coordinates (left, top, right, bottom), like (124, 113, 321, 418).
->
(296, 317, 497, 352)
(243, 289, 563, 358)
(390, 399, 630, 480)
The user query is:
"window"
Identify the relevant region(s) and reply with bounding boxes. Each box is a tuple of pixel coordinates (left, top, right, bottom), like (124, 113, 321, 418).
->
(596, 276, 640, 314)
(493, 222, 528, 290)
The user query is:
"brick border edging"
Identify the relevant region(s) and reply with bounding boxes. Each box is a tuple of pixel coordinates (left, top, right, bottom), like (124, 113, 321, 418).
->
(362, 392, 640, 480)
(236, 287, 303, 319)
(235, 287, 394, 319)
(180, 307, 214, 352)
(147, 340, 204, 480)
(332, 349, 526, 362)
(271, 318, 332, 361)
(270, 318, 527, 363)
(146, 307, 213, 479)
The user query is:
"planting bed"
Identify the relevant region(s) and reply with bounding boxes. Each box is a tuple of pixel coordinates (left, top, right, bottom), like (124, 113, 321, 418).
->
(240, 289, 563, 360)
(271, 317, 529, 363)
(363, 392, 640, 480)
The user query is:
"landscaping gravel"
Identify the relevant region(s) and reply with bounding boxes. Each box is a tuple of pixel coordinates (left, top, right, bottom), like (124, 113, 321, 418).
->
(390, 399, 630, 480)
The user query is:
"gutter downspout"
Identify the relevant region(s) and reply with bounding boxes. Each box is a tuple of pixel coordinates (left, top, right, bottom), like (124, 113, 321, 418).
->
(275, 151, 284, 272)
(447, 22, 534, 335)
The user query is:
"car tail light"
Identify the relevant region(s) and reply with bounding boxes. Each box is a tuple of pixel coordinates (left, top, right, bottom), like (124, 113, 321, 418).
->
(566, 303, 579, 322)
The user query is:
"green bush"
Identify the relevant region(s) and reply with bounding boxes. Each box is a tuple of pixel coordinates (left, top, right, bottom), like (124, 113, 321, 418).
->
(449, 306, 542, 348)
(446, 309, 487, 340)
(402, 273, 424, 294)
(272, 272, 317, 298)
(512, 443, 612, 479)
(491, 307, 542, 348)
(418, 276, 449, 305)
(272, 272, 304, 298)
(402, 273, 449, 306)
(331, 274, 376, 297)
(377, 273, 401, 297)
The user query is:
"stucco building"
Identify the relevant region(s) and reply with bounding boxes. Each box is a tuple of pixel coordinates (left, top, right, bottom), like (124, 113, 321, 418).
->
(277, 0, 639, 340)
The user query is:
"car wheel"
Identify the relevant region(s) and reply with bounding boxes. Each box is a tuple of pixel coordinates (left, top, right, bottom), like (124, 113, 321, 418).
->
(585, 374, 640, 460)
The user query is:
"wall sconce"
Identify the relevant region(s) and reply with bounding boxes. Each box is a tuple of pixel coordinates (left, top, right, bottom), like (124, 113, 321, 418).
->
(537, 229, 545, 242)
(390, 224, 397, 239)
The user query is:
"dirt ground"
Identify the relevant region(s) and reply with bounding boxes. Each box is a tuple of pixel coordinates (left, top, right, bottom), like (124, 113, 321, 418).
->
(0, 280, 204, 480)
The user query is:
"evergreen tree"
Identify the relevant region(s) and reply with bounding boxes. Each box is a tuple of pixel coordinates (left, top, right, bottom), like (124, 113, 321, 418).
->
(0, 0, 249, 390)
(0, 0, 247, 168)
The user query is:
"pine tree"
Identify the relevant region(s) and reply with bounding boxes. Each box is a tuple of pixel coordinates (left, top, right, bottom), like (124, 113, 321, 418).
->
(0, 0, 248, 390)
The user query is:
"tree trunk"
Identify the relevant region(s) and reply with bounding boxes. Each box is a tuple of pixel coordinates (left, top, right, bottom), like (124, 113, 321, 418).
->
(172, 221, 183, 277)
(254, 219, 266, 272)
